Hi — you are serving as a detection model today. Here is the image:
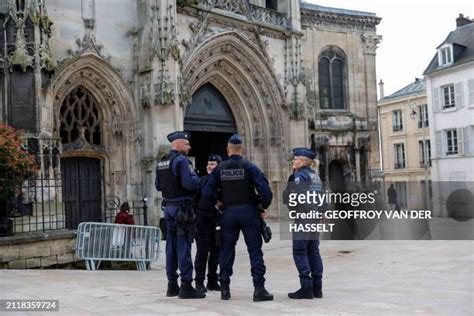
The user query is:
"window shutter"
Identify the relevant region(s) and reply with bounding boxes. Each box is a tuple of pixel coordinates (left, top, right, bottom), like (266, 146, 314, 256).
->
(468, 79, 474, 107)
(458, 128, 464, 155)
(432, 88, 440, 112)
(455, 82, 464, 108)
(463, 127, 471, 155)
(435, 131, 442, 158)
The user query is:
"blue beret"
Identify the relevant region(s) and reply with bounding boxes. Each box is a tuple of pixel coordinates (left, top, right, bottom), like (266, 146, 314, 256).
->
(167, 131, 191, 142)
(208, 154, 222, 163)
(228, 133, 242, 145)
(293, 147, 316, 160)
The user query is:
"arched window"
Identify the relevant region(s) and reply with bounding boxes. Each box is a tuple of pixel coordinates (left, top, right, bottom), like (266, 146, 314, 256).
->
(59, 86, 102, 146)
(318, 47, 346, 110)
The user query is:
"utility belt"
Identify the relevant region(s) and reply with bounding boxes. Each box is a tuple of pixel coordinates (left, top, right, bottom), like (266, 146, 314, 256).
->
(176, 201, 197, 243)
(160, 199, 197, 242)
(162, 199, 194, 207)
(197, 208, 221, 219)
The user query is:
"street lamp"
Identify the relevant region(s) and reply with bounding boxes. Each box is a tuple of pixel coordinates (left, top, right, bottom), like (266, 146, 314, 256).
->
(409, 108, 430, 210)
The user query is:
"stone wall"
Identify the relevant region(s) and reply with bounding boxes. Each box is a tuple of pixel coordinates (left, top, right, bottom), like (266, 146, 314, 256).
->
(0, 232, 78, 269)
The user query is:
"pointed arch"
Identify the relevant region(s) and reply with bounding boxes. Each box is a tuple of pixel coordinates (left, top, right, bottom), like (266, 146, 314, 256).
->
(52, 53, 137, 132)
(182, 30, 289, 181)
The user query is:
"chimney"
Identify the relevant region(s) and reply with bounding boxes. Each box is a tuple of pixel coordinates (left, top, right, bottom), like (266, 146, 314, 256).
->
(378, 79, 385, 99)
(456, 13, 473, 28)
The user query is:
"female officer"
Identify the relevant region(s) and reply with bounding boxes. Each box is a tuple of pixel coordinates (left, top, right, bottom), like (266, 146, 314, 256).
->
(286, 148, 325, 299)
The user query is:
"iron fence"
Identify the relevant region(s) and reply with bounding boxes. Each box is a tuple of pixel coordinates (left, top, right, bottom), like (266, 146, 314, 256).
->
(0, 172, 64, 237)
(0, 172, 149, 237)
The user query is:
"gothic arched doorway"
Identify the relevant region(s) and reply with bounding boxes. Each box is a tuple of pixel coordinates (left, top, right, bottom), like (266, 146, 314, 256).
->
(329, 159, 348, 192)
(184, 84, 237, 175)
(59, 86, 104, 229)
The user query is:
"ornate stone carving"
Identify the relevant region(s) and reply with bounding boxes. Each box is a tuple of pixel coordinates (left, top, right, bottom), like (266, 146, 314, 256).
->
(301, 8, 381, 32)
(284, 35, 306, 120)
(39, 30, 57, 72)
(140, 76, 151, 107)
(154, 72, 176, 106)
(8, 15, 33, 72)
(69, 0, 106, 58)
(361, 33, 382, 55)
(71, 31, 104, 58)
(195, 0, 287, 29)
(150, 1, 180, 61)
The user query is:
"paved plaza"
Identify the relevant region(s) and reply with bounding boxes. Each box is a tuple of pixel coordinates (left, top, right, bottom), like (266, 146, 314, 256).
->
(1, 222, 473, 315)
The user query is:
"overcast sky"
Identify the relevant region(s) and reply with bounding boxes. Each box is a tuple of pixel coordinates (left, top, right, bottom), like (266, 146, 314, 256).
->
(304, 0, 474, 98)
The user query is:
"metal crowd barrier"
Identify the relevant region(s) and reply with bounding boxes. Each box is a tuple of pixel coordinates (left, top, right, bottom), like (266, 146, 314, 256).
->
(75, 222, 160, 271)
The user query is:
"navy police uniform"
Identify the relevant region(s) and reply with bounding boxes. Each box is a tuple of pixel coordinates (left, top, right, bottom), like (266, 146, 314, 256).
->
(194, 155, 222, 293)
(203, 134, 274, 301)
(155, 131, 204, 299)
(286, 148, 325, 299)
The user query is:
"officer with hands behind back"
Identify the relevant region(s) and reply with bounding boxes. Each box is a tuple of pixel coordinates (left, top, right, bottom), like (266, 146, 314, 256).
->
(194, 154, 223, 294)
(203, 134, 274, 302)
(155, 131, 205, 299)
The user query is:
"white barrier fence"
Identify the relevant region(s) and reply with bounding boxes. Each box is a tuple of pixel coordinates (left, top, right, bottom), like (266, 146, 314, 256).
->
(75, 222, 160, 271)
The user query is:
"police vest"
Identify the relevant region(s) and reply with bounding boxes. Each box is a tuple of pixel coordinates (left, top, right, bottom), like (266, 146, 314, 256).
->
(296, 167, 323, 192)
(219, 159, 257, 205)
(197, 176, 216, 211)
(156, 153, 194, 199)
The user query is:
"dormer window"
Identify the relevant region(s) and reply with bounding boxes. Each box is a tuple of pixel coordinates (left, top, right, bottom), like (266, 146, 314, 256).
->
(438, 45, 453, 66)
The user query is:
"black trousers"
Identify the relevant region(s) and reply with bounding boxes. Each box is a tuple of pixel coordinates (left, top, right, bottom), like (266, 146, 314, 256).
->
(194, 213, 220, 283)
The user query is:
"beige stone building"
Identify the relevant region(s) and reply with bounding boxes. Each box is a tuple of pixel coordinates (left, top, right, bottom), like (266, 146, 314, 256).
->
(0, 1, 381, 266)
(378, 78, 431, 209)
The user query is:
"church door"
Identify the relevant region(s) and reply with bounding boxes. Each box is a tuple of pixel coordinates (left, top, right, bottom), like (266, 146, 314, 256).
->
(61, 157, 102, 229)
(184, 84, 237, 175)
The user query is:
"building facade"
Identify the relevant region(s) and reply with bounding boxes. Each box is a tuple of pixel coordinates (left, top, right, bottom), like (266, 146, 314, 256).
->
(0, 0, 381, 255)
(423, 15, 474, 217)
(378, 78, 431, 209)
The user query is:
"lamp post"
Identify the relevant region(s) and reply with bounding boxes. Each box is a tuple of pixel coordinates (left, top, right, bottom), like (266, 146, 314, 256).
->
(410, 109, 430, 210)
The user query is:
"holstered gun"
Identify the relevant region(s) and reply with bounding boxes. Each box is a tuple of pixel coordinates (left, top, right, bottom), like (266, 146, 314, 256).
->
(258, 207, 272, 243)
(177, 201, 197, 243)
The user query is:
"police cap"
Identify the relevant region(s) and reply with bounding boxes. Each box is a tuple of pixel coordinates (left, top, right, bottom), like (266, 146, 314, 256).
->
(228, 133, 242, 145)
(167, 131, 191, 142)
(293, 147, 316, 160)
(208, 154, 222, 163)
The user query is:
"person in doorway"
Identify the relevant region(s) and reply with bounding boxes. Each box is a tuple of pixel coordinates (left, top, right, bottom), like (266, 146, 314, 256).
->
(194, 154, 222, 294)
(114, 202, 135, 225)
(202, 134, 274, 302)
(155, 131, 204, 299)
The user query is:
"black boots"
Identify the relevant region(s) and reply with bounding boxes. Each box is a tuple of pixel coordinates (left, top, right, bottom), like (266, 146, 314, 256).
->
(253, 286, 274, 302)
(221, 285, 231, 300)
(288, 287, 314, 299)
(166, 281, 180, 297)
(207, 280, 221, 291)
(178, 281, 206, 299)
(195, 281, 207, 294)
(313, 285, 323, 298)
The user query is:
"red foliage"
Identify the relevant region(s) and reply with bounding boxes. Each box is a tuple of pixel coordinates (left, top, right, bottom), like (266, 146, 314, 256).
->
(0, 124, 38, 177)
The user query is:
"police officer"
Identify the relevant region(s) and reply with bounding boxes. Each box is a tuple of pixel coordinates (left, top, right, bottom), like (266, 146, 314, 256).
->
(285, 148, 325, 299)
(155, 131, 205, 299)
(203, 134, 274, 302)
(194, 154, 222, 294)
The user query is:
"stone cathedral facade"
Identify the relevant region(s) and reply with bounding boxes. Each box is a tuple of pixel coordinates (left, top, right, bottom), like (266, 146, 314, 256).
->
(0, 0, 381, 228)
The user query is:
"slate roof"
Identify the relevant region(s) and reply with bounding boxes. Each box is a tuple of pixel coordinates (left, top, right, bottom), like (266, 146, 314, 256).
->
(423, 23, 474, 75)
(380, 78, 426, 102)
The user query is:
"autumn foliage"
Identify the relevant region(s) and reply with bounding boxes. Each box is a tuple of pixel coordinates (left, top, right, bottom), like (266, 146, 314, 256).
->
(0, 124, 38, 178)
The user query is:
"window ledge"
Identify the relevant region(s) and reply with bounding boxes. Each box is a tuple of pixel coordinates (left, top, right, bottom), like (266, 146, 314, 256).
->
(440, 107, 458, 113)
